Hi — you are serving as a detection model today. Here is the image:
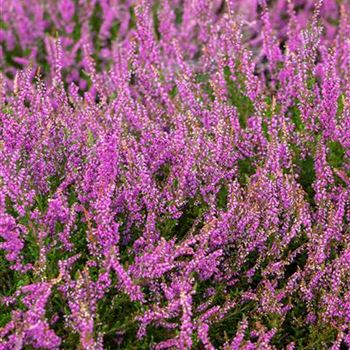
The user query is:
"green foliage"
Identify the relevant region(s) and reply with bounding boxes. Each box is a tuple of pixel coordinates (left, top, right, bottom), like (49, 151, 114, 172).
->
(224, 66, 255, 129)
(297, 156, 316, 204)
(327, 140, 345, 169)
(336, 94, 344, 118)
(237, 157, 256, 185)
(288, 104, 305, 131)
(158, 197, 208, 241)
(216, 184, 228, 210)
(152, 3, 161, 41)
(90, 3, 103, 36)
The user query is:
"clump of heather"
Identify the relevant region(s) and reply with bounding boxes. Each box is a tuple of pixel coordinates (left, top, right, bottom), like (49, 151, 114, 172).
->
(1, 0, 350, 349)
(0, 0, 346, 85)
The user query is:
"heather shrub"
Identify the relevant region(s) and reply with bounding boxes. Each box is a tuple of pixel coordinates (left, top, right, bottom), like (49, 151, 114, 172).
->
(0, 1, 350, 349)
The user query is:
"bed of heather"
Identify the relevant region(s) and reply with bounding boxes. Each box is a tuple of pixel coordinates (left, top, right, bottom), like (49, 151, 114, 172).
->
(1, 0, 350, 349)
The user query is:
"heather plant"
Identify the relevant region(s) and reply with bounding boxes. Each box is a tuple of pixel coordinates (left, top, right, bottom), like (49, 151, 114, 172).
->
(1, 0, 350, 349)
(0, 0, 345, 85)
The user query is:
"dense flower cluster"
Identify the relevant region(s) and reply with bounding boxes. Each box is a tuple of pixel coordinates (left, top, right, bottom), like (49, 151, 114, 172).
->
(1, 0, 350, 349)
